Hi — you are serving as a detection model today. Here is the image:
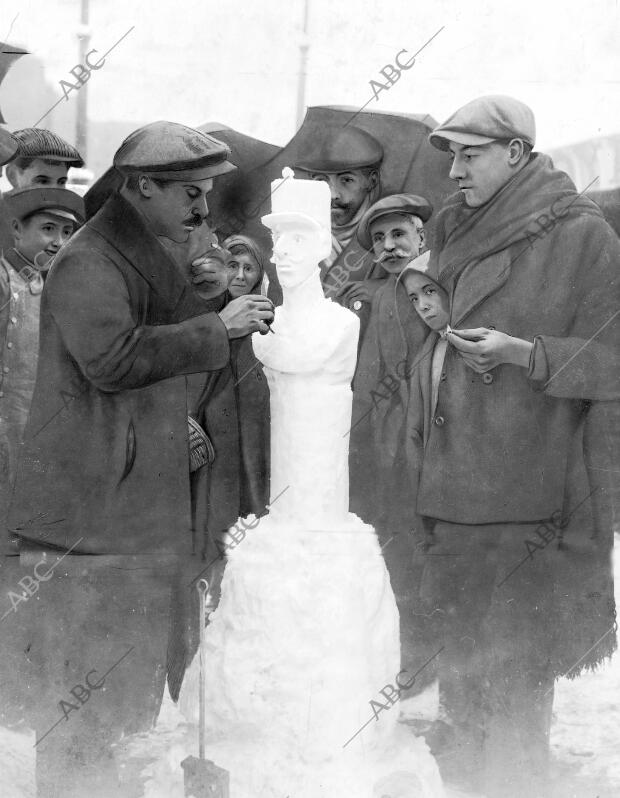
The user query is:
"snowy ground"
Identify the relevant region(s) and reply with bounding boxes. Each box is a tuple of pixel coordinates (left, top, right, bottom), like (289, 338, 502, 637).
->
(2, 537, 619, 798)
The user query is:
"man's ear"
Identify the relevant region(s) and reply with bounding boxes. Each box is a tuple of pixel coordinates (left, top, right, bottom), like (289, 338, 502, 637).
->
(5, 163, 19, 188)
(507, 139, 526, 166)
(11, 218, 23, 243)
(138, 175, 154, 198)
(367, 169, 379, 191)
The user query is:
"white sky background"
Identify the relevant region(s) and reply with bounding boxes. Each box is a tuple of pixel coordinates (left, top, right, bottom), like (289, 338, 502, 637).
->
(1, 0, 619, 151)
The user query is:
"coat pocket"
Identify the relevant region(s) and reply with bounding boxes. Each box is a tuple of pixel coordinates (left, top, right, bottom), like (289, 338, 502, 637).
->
(118, 419, 136, 484)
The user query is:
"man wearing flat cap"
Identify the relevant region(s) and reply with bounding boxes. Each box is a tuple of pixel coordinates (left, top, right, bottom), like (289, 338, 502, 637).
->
(411, 95, 620, 796)
(294, 125, 385, 290)
(7, 121, 273, 797)
(0, 128, 84, 254)
(348, 192, 432, 667)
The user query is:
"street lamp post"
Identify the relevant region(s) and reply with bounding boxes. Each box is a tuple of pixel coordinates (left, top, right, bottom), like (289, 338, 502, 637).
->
(75, 0, 90, 161)
(295, 0, 310, 129)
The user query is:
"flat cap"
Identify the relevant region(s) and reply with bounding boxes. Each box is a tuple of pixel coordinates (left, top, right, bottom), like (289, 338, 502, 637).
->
(12, 128, 84, 167)
(430, 95, 536, 152)
(4, 187, 85, 225)
(294, 125, 383, 173)
(0, 127, 19, 166)
(357, 193, 432, 251)
(113, 121, 236, 180)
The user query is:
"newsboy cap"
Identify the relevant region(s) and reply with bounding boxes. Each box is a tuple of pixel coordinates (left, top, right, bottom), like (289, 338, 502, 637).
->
(4, 186, 85, 226)
(429, 95, 536, 152)
(0, 127, 18, 166)
(357, 193, 432, 251)
(113, 121, 236, 180)
(12, 128, 84, 167)
(294, 125, 383, 173)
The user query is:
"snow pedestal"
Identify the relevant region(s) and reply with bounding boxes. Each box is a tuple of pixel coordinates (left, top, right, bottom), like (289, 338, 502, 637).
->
(179, 518, 443, 798)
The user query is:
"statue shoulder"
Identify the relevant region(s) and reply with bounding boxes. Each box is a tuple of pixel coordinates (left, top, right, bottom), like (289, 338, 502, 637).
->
(325, 298, 360, 331)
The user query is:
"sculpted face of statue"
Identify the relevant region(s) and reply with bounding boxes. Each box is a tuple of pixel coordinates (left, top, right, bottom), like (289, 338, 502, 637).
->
(271, 219, 329, 289)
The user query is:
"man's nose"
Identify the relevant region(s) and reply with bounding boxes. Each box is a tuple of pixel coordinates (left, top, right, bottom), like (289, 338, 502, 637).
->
(449, 156, 466, 181)
(193, 195, 209, 218)
(329, 182, 342, 202)
(383, 234, 396, 251)
(235, 264, 245, 281)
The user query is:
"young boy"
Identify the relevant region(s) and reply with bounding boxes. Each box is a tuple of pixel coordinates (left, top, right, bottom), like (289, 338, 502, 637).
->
(400, 252, 450, 524)
(1, 128, 84, 253)
(0, 186, 84, 507)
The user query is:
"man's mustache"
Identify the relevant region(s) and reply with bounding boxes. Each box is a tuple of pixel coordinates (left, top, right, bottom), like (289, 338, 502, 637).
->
(374, 248, 410, 263)
(184, 212, 205, 227)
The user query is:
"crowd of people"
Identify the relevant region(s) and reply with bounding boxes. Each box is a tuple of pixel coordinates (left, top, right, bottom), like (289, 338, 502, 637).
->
(0, 93, 618, 798)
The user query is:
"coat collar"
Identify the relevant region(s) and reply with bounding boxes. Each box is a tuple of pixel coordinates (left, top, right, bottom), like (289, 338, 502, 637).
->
(88, 191, 191, 311)
(449, 248, 513, 328)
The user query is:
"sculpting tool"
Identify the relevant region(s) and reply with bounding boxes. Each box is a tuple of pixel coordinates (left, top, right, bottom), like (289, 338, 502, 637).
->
(181, 579, 230, 797)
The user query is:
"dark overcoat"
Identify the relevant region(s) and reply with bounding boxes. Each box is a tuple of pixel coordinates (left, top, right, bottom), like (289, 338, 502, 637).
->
(411, 154, 620, 673)
(7, 191, 231, 555)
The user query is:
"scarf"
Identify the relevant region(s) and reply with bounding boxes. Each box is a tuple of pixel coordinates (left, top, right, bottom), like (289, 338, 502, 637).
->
(324, 181, 382, 269)
(430, 153, 603, 291)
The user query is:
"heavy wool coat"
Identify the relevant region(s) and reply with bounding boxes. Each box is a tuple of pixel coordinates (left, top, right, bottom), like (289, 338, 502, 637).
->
(8, 192, 232, 555)
(349, 274, 426, 529)
(410, 153, 620, 673)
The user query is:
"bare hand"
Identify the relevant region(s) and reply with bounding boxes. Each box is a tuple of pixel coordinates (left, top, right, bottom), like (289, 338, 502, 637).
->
(447, 327, 533, 373)
(338, 279, 384, 307)
(218, 294, 274, 338)
(191, 254, 229, 288)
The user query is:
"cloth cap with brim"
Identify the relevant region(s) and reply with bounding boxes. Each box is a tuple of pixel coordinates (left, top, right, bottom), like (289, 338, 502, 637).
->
(357, 193, 433, 251)
(294, 125, 383, 173)
(1, 127, 19, 166)
(429, 95, 536, 152)
(113, 120, 236, 180)
(4, 187, 86, 226)
(12, 128, 84, 167)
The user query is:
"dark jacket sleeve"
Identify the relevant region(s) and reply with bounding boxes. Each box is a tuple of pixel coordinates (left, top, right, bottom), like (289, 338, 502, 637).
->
(46, 250, 230, 392)
(528, 217, 620, 400)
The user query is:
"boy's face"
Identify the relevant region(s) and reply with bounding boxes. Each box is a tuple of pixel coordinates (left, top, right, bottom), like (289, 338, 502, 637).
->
(12, 212, 75, 268)
(402, 270, 450, 331)
(9, 159, 69, 188)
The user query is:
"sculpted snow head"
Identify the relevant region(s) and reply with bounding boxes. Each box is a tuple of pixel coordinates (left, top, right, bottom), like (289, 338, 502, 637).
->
(262, 167, 331, 288)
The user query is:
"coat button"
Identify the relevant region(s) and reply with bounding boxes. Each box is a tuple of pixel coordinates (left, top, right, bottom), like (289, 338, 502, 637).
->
(6, 342, 12, 349)
(488, 324, 496, 330)
(482, 373, 494, 384)
(440, 371, 447, 381)
(2, 366, 9, 374)
(434, 415, 445, 427)
(10, 317, 17, 325)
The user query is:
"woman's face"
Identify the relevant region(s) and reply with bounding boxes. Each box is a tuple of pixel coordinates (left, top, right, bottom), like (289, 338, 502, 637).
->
(227, 249, 262, 298)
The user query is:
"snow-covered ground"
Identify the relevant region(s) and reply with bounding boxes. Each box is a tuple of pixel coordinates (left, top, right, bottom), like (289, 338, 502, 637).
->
(2, 537, 619, 798)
